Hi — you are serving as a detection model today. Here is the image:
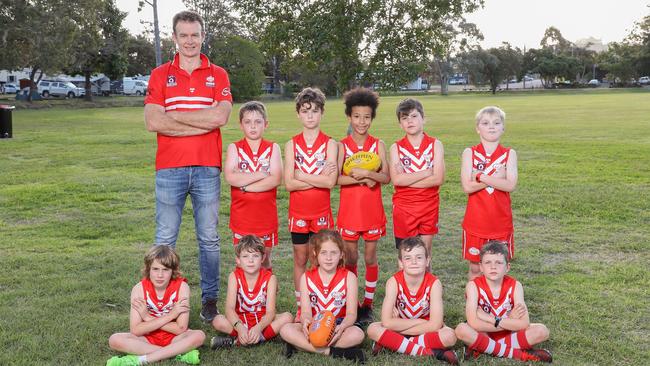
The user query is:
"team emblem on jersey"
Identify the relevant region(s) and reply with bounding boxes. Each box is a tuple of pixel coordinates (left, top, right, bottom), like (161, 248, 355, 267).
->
(401, 157, 411, 166)
(315, 152, 326, 167)
(295, 153, 304, 164)
(398, 300, 406, 309)
(425, 156, 432, 168)
(332, 291, 344, 307)
(296, 219, 307, 228)
(239, 161, 248, 171)
(258, 158, 270, 171)
(419, 299, 429, 310)
(257, 293, 267, 306)
(310, 293, 318, 305)
(167, 75, 177, 87)
(205, 75, 215, 87)
(476, 161, 486, 171)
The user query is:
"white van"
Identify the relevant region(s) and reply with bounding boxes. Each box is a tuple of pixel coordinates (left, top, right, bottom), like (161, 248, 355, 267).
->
(122, 78, 148, 96)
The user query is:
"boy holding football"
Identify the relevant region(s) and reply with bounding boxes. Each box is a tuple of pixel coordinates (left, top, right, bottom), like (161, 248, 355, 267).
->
(461, 106, 518, 280)
(224, 101, 282, 270)
(336, 87, 390, 324)
(389, 98, 445, 254)
(210, 235, 292, 348)
(455, 241, 552, 363)
(367, 236, 458, 364)
(284, 88, 338, 315)
(107, 246, 205, 366)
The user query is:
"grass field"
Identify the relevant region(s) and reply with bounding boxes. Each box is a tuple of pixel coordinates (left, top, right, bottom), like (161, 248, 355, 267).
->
(1, 89, 649, 365)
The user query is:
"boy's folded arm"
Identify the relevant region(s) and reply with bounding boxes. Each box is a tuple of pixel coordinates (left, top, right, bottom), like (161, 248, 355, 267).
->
(479, 149, 518, 192)
(284, 141, 314, 191)
(461, 148, 488, 193)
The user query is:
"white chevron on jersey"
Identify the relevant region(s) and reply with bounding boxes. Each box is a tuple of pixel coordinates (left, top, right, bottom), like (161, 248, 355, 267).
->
(295, 143, 326, 175)
(395, 283, 431, 319)
(473, 149, 508, 194)
(238, 146, 271, 172)
(477, 286, 513, 318)
(145, 290, 178, 317)
(307, 277, 346, 317)
(398, 143, 433, 173)
(344, 141, 377, 158)
(236, 278, 268, 313)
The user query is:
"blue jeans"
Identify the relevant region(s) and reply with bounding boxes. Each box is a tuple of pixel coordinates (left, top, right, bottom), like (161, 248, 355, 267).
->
(155, 166, 221, 303)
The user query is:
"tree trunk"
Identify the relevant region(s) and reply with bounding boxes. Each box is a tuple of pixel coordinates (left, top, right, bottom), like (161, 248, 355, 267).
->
(273, 55, 281, 94)
(27, 67, 41, 103)
(153, 0, 162, 66)
(84, 69, 92, 101)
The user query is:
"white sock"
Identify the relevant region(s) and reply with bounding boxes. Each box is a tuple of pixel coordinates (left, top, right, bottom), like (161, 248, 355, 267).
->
(138, 355, 148, 364)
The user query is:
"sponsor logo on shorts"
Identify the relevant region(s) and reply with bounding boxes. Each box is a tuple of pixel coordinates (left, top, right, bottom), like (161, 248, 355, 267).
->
(262, 234, 270, 241)
(317, 217, 327, 226)
(368, 229, 379, 234)
(344, 229, 356, 235)
(469, 247, 480, 256)
(234, 233, 243, 239)
(296, 219, 307, 228)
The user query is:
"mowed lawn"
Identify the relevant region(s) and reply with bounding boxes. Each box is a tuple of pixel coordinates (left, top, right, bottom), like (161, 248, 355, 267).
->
(0, 90, 648, 366)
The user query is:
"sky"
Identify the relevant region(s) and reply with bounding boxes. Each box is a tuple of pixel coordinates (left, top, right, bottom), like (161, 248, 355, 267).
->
(116, 0, 649, 49)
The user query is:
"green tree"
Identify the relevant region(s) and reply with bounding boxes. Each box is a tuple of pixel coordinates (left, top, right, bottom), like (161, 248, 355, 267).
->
(182, 0, 244, 54)
(208, 35, 265, 101)
(126, 35, 156, 76)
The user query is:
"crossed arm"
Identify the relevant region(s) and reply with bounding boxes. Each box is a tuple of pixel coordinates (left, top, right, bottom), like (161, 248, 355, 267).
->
(389, 139, 445, 188)
(461, 148, 518, 194)
(144, 100, 232, 137)
(284, 139, 338, 192)
(337, 140, 390, 187)
(224, 143, 283, 192)
(380, 277, 445, 335)
(464, 281, 529, 332)
(129, 282, 191, 336)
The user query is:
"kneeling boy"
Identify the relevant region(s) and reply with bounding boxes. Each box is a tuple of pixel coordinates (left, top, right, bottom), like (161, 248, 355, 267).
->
(455, 241, 552, 362)
(107, 245, 205, 366)
(367, 237, 458, 364)
(211, 235, 292, 347)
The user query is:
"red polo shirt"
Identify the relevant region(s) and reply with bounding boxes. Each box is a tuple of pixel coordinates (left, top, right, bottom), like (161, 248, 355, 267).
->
(145, 53, 232, 170)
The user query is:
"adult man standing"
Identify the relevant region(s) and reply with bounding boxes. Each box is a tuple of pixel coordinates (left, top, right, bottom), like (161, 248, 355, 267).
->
(144, 10, 232, 323)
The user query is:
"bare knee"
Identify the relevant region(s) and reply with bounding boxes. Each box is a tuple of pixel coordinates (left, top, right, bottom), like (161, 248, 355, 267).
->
(529, 324, 550, 344)
(277, 312, 294, 324)
(108, 333, 128, 350)
(189, 330, 206, 347)
(455, 323, 474, 343)
(366, 322, 385, 341)
(439, 326, 458, 348)
(211, 314, 230, 332)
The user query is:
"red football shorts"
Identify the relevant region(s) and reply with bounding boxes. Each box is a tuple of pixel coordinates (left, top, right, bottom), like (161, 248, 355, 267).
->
(145, 329, 176, 347)
(338, 225, 386, 242)
(392, 205, 439, 239)
(288, 212, 333, 234)
(233, 231, 278, 248)
(462, 229, 514, 262)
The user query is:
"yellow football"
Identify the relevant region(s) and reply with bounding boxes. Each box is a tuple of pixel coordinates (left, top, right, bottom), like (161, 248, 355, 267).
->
(342, 151, 381, 175)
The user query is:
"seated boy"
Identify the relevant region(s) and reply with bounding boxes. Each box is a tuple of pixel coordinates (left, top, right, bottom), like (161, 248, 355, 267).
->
(367, 236, 458, 364)
(210, 235, 292, 347)
(455, 241, 552, 363)
(107, 245, 205, 366)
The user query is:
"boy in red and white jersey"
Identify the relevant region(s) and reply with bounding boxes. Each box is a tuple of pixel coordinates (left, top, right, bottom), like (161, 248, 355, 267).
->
(455, 241, 552, 363)
(336, 88, 390, 324)
(224, 101, 282, 270)
(389, 98, 445, 254)
(107, 246, 205, 366)
(367, 237, 458, 364)
(284, 88, 338, 315)
(280, 230, 365, 362)
(461, 106, 518, 280)
(210, 235, 292, 348)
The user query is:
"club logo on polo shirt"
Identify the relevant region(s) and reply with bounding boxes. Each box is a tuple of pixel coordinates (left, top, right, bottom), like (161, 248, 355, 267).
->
(222, 87, 231, 96)
(206, 75, 215, 87)
(167, 75, 177, 87)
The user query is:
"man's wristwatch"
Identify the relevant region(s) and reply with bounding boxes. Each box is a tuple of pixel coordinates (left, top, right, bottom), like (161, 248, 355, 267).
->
(494, 316, 502, 328)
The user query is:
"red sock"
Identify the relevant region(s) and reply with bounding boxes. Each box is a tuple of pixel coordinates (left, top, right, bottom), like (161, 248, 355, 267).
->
(378, 329, 432, 356)
(362, 264, 378, 308)
(261, 325, 277, 342)
(412, 331, 445, 349)
(515, 329, 531, 349)
(345, 264, 358, 276)
(470, 333, 523, 359)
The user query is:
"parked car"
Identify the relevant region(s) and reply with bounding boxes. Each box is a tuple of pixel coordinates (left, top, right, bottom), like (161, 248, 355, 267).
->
(639, 76, 650, 85)
(523, 76, 535, 82)
(37, 80, 85, 98)
(3, 83, 19, 94)
(449, 77, 467, 85)
(122, 79, 147, 96)
(588, 79, 600, 86)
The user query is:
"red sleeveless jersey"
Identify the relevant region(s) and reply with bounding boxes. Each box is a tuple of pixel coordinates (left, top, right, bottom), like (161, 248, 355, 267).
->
(234, 267, 273, 327)
(473, 274, 517, 339)
(393, 134, 440, 207)
(462, 143, 513, 237)
(337, 135, 386, 230)
(141, 276, 187, 339)
(289, 132, 332, 218)
(306, 267, 349, 319)
(393, 270, 438, 320)
(229, 138, 278, 235)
